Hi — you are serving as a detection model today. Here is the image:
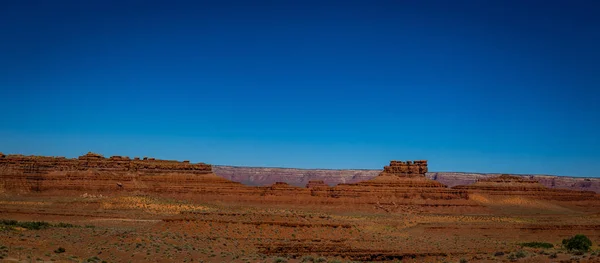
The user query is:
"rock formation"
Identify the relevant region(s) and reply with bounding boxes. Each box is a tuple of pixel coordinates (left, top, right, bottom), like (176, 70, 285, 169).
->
(0, 152, 240, 194)
(453, 174, 599, 201)
(213, 166, 600, 193)
(311, 161, 469, 200)
(0, 152, 212, 174)
(1, 153, 597, 211)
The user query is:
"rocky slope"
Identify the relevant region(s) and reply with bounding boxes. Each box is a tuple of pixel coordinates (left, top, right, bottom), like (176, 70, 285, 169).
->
(213, 166, 600, 193)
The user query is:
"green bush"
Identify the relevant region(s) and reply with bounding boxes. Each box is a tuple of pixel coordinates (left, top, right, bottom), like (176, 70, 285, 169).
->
(273, 257, 288, 263)
(0, 220, 17, 226)
(520, 242, 554, 249)
(55, 222, 77, 228)
(562, 234, 592, 252)
(16, 221, 52, 230)
(0, 219, 78, 230)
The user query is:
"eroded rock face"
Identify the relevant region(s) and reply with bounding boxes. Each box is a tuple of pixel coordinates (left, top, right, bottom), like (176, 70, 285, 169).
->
(453, 174, 599, 201)
(0, 152, 236, 194)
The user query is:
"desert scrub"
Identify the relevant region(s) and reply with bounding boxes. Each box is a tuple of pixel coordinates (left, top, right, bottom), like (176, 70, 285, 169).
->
(0, 245, 7, 259)
(54, 247, 66, 254)
(0, 219, 79, 230)
(520, 241, 553, 249)
(273, 257, 288, 263)
(562, 234, 592, 252)
(301, 255, 315, 262)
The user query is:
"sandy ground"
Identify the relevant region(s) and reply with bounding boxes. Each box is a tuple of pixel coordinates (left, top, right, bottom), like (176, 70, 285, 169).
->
(1, 192, 600, 263)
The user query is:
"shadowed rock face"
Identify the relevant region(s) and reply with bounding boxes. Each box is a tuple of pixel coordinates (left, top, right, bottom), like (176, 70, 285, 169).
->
(213, 166, 600, 193)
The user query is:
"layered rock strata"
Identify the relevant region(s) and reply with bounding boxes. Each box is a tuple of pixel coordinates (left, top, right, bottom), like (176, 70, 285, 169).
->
(453, 174, 599, 201)
(0, 152, 243, 194)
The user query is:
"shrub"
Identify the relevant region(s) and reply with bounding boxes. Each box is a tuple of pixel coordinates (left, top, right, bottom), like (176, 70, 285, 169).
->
(0, 220, 53, 230)
(54, 247, 66, 253)
(273, 257, 288, 263)
(17, 221, 52, 230)
(549, 253, 557, 259)
(0, 220, 17, 226)
(301, 255, 315, 262)
(515, 250, 527, 258)
(520, 242, 554, 249)
(494, 251, 505, 257)
(562, 234, 592, 252)
(55, 222, 77, 228)
(459, 259, 468, 263)
(315, 257, 327, 263)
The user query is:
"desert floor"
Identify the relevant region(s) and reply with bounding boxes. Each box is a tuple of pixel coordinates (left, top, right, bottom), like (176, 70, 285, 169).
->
(1, 192, 599, 263)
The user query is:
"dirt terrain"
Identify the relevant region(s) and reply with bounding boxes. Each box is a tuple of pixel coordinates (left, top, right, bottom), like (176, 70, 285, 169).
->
(1, 153, 600, 263)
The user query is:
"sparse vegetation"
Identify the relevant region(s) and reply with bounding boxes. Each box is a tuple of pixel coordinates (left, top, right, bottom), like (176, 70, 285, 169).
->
(54, 247, 66, 254)
(562, 234, 592, 252)
(520, 241, 554, 249)
(301, 255, 315, 262)
(0, 219, 78, 230)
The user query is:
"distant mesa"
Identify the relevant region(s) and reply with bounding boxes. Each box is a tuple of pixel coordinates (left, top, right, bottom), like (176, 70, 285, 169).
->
(453, 174, 599, 201)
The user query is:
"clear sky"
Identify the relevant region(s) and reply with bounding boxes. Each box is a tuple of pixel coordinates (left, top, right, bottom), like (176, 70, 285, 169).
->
(1, 1, 599, 176)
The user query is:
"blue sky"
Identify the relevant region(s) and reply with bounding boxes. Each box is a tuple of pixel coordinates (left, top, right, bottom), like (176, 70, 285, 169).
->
(1, 0, 599, 176)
